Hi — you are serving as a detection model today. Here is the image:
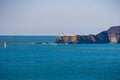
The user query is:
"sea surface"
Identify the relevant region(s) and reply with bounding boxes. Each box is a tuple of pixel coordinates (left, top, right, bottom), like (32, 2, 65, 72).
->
(0, 36, 120, 80)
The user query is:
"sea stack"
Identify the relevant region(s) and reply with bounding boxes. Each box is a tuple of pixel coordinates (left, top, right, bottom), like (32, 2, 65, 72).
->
(55, 26, 120, 44)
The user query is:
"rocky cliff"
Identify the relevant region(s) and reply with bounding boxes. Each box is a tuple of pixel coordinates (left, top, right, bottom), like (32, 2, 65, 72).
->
(55, 26, 120, 44)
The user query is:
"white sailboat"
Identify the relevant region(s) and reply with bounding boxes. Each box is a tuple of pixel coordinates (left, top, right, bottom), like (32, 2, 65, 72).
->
(4, 42, 6, 48)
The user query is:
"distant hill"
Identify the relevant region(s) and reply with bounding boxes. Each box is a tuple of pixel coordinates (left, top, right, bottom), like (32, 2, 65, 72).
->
(55, 26, 120, 44)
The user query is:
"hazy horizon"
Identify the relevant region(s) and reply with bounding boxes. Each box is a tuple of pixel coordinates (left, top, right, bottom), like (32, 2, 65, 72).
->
(0, 0, 120, 35)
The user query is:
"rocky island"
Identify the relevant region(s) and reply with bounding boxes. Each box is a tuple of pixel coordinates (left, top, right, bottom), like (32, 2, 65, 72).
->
(55, 26, 120, 44)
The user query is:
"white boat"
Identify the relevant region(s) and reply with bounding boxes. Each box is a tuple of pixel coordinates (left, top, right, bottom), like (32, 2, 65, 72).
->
(4, 42, 6, 48)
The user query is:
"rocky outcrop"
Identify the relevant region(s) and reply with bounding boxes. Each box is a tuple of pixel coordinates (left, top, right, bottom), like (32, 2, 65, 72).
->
(107, 26, 120, 43)
(55, 26, 120, 44)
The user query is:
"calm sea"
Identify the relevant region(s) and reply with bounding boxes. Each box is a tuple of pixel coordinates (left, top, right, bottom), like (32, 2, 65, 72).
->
(0, 36, 120, 80)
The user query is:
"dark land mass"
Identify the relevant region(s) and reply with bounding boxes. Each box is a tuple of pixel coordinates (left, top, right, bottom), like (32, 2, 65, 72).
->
(55, 26, 120, 44)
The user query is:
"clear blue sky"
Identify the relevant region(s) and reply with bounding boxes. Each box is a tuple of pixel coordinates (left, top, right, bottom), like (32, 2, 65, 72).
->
(0, 0, 120, 35)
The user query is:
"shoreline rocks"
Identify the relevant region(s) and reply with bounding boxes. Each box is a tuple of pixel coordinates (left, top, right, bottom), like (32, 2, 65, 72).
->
(55, 26, 120, 44)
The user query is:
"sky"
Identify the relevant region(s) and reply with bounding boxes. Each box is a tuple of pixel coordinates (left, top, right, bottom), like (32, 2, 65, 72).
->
(0, 0, 120, 35)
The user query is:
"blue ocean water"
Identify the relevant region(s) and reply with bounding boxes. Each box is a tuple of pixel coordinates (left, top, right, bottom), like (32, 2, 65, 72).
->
(0, 36, 120, 80)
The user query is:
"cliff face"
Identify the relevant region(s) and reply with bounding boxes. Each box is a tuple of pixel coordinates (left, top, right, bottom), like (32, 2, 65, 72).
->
(55, 26, 120, 44)
(55, 35, 79, 44)
(107, 26, 120, 43)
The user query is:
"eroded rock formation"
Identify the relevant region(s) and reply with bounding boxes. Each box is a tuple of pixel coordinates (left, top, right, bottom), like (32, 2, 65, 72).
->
(55, 26, 120, 44)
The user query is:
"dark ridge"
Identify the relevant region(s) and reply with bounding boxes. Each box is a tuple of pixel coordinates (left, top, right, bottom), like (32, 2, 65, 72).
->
(55, 26, 120, 44)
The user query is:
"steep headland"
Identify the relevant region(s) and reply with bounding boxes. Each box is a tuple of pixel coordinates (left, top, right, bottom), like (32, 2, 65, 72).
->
(55, 26, 120, 44)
